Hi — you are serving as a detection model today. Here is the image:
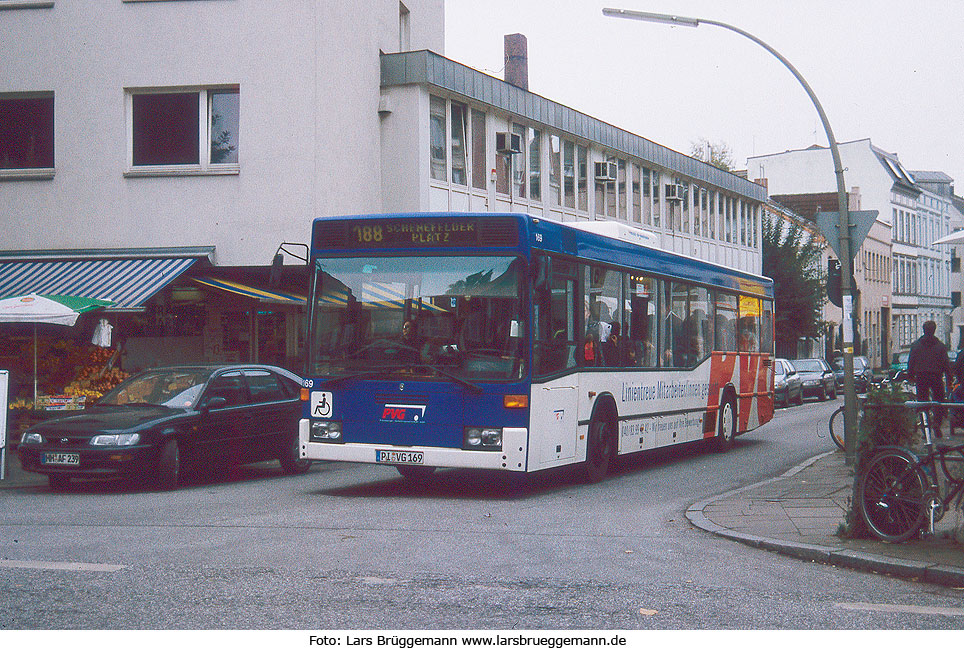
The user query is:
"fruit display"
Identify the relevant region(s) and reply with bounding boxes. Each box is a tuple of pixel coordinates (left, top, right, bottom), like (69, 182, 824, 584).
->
(2, 338, 128, 408)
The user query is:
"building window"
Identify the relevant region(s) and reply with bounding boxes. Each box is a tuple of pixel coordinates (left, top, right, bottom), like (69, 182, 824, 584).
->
(577, 144, 588, 212)
(511, 123, 526, 198)
(398, 2, 411, 51)
(563, 140, 576, 208)
(429, 95, 446, 181)
(548, 135, 561, 206)
(128, 87, 239, 175)
(617, 159, 627, 220)
(450, 102, 467, 186)
(0, 93, 54, 175)
(528, 127, 541, 201)
(471, 109, 486, 191)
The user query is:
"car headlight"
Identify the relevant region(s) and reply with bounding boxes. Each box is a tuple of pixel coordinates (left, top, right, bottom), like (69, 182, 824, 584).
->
(89, 433, 141, 446)
(463, 427, 502, 451)
(21, 432, 44, 445)
(775, 379, 786, 389)
(310, 421, 343, 443)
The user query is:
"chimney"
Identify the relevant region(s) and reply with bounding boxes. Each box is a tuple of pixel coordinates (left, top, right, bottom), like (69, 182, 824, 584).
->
(504, 33, 528, 90)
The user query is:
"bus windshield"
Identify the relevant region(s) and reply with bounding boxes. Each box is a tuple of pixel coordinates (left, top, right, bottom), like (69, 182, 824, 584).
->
(309, 255, 526, 382)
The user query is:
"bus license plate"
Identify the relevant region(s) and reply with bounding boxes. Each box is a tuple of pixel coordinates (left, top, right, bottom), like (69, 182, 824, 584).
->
(43, 452, 80, 466)
(376, 450, 423, 465)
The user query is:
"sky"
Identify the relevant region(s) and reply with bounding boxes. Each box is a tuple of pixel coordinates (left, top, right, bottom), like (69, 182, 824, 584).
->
(444, 0, 964, 188)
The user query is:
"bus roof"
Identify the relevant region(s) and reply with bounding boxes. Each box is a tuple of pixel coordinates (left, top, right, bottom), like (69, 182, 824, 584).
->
(311, 212, 773, 297)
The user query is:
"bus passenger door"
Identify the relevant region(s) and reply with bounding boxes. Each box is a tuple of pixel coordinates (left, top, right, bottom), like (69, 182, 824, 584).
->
(531, 255, 580, 469)
(530, 382, 578, 467)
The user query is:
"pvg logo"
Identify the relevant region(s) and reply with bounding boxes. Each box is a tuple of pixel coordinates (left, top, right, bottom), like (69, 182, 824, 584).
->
(380, 404, 426, 423)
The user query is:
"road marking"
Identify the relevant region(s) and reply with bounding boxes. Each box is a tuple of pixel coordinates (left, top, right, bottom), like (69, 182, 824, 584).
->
(0, 560, 125, 572)
(836, 602, 964, 617)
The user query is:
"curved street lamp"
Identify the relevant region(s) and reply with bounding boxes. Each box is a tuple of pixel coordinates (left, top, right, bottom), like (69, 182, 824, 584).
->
(603, 8, 859, 463)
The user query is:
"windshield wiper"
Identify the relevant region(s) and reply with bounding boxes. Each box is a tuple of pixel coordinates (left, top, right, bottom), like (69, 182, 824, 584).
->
(413, 364, 482, 393)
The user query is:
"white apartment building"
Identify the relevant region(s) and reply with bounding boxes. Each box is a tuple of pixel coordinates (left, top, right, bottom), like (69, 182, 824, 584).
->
(748, 139, 954, 367)
(0, 1, 766, 386)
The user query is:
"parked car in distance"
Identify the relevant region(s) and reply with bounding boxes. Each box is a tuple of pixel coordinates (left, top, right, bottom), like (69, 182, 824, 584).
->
(890, 351, 909, 380)
(831, 355, 873, 393)
(17, 365, 309, 491)
(791, 358, 837, 401)
(773, 358, 804, 407)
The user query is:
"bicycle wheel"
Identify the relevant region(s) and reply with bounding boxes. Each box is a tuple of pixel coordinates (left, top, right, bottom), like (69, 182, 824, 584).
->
(829, 406, 845, 451)
(858, 449, 927, 543)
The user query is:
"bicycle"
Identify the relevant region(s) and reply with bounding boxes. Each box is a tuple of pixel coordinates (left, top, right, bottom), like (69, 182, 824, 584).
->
(857, 400, 964, 542)
(829, 404, 847, 450)
(829, 376, 910, 451)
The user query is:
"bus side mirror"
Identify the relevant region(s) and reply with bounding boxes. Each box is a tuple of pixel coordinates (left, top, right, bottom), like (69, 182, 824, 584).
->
(533, 256, 551, 293)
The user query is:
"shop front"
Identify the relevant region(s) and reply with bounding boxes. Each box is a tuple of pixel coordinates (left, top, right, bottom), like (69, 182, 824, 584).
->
(0, 248, 307, 441)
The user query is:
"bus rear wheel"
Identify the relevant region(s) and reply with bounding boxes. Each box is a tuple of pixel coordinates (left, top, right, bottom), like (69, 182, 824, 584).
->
(715, 395, 737, 452)
(583, 417, 616, 484)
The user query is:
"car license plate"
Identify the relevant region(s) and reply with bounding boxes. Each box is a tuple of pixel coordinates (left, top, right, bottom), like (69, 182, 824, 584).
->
(43, 452, 80, 466)
(376, 450, 423, 465)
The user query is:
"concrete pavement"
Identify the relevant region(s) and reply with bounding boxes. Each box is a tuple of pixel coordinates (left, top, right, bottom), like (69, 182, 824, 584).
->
(688, 447, 964, 587)
(4, 441, 963, 587)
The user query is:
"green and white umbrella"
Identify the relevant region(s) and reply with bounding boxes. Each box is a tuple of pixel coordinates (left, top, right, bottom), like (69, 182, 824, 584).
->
(0, 293, 114, 406)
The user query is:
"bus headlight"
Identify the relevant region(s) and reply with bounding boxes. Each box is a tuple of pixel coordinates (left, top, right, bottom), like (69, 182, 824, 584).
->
(463, 427, 502, 451)
(310, 421, 343, 443)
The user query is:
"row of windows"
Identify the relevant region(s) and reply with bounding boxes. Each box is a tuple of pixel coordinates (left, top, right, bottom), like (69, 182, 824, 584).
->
(0, 87, 239, 176)
(894, 312, 946, 351)
(892, 206, 950, 248)
(893, 253, 950, 297)
(859, 249, 891, 284)
(532, 256, 773, 376)
(429, 95, 761, 249)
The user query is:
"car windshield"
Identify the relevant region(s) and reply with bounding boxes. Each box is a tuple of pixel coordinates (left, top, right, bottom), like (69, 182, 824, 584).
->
(831, 358, 867, 372)
(774, 360, 787, 375)
(97, 370, 209, 409)
(309, 255, 526, 381)
(794, 360, 824, 373)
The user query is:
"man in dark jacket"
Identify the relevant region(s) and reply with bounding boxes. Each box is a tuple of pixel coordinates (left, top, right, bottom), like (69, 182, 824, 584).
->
(908, 320, 952, 437)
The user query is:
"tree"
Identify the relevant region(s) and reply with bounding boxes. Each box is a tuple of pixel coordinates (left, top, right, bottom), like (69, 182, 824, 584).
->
(690, 138, 734, 172)
(762, 216, 827, 356)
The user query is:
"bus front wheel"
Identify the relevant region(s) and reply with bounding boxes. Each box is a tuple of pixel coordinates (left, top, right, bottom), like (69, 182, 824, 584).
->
(583, 417, 616, 484)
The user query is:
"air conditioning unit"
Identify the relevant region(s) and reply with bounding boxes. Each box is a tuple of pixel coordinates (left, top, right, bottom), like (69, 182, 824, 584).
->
(496, 131, 522, 154)
(664, 183, 684, 201)
(594, 161, 617, 181)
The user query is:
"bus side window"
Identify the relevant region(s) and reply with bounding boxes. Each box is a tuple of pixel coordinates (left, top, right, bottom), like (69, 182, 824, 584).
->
(626, 273, 657, 368)
(715, 292, 738, 352)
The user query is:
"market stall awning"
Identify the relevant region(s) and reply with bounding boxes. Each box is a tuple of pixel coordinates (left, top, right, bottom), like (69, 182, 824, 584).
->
(192, 276, 307, 305)
(0, 247, 213, 310)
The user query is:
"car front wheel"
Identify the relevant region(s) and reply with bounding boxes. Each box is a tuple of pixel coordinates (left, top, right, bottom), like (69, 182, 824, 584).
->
(156, 439, 181, 491)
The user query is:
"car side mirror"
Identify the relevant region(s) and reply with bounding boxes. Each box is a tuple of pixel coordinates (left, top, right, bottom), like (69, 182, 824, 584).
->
(201, 396, 227, 413)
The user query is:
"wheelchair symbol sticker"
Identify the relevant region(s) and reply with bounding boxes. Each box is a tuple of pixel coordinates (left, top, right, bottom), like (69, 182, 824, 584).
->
(311, 391, 333, 418)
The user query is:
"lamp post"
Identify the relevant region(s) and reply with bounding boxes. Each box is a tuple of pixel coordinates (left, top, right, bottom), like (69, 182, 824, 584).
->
(603, 8, 858, 464)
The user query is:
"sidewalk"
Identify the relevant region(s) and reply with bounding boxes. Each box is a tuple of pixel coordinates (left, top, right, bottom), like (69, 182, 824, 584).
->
(687, 447, 964, 587)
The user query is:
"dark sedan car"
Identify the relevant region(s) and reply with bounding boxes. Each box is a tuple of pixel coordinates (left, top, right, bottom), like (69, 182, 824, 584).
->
(832, 355, 873, 393)
(792, 358, 837, 401)
(18, 365, 309, 491)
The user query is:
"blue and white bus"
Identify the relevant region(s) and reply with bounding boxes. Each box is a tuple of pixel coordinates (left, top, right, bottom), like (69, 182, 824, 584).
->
(299, 213, 774, 483)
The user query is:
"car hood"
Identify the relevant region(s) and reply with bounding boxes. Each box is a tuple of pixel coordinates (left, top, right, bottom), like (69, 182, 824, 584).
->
(795, 370, 826, 379)
(29, 405, 187, 437)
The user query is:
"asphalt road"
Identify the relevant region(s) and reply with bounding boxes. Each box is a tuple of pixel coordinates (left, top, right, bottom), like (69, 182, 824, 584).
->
(2, 397, 963, 631)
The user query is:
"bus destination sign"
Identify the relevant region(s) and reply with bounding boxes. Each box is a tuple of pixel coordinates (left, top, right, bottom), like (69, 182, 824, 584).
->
(347, 219, 480, 248)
